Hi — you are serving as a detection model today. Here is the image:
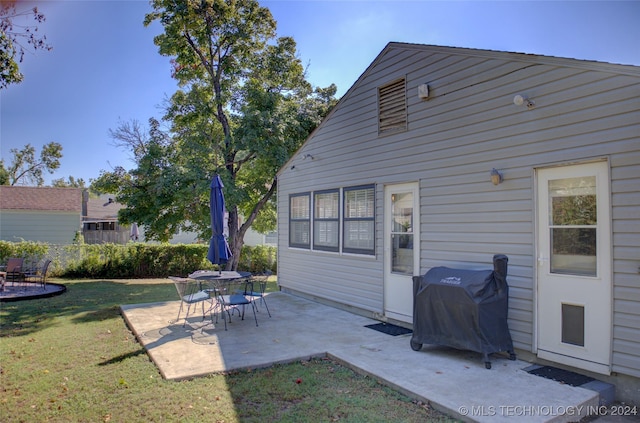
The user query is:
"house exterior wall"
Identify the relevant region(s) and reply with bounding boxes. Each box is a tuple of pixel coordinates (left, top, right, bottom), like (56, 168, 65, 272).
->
(0, 186, 83, 245)
(277, 44, 640, 380)
(0, 210, 81, 244)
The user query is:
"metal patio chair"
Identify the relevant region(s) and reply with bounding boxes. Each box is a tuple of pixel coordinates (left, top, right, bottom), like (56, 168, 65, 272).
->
(24, 259, 51, 290)
(169, 276, 214, 327)
(4, 258, 25, 287)
(215, 278, 259, 331)
(244, 271, 272, 317)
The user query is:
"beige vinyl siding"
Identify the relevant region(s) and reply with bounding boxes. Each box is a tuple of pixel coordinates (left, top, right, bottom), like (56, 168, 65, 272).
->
(277, 44, 640, 375)
(1, 210, 81, 244)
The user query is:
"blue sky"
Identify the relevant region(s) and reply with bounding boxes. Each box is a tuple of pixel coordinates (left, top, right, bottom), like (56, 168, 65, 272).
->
(2, 1, 639, 185)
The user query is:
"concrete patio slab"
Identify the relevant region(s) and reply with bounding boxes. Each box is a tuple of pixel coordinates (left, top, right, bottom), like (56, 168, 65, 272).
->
(121, 292, 603, 422)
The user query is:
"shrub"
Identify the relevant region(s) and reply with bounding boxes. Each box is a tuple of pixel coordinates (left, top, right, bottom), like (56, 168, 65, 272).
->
(238, 244, 277, 274)
(0, 241, 277, 278)
(0, 240, 49, 272)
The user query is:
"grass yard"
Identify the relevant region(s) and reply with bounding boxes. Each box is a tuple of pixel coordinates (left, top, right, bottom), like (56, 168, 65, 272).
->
(0, 278, 456, 422)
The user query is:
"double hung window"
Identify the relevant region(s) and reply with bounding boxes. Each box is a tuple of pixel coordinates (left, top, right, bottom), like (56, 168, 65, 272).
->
(313, 190, 339, 251)
(289, 185, 375, 256)
(289, 193, 310, 248)
(343, 186, 375, 254)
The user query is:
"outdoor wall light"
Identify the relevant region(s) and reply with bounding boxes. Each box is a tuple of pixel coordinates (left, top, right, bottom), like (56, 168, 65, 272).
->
(513, 94, 535, 109)
(418, 83, 430, 100)
(490, 168, 504, 185)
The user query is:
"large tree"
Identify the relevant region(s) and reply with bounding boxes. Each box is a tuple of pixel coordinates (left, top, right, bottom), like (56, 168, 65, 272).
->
(51, 176, 86, 188)
(95, 0, 336, 269)
(0, 2, 51, 89)
(0, 141, 63, 186)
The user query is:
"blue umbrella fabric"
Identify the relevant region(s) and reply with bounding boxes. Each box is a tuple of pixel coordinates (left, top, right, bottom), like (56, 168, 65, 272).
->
(207, 175, 232, 268)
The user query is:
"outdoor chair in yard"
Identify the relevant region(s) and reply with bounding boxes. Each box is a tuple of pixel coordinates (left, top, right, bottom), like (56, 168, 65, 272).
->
(24, 259, 51, 289)
(216, 278, 259, 331)
(4, 258, 25, 286)
(244, 271, 272, 317)
(169, 276, 213, 327)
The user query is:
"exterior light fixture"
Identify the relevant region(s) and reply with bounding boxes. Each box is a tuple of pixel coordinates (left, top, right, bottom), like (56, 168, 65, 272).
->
(418, 83, 430, 100)
(513, 94, 535, 109)
(490, 168, 504, 185)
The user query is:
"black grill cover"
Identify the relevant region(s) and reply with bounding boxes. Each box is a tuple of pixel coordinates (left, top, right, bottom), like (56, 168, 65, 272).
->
(411, 254, 514, 363)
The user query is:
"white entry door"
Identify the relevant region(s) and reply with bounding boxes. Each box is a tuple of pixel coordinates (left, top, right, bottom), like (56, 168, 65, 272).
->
(536, 161, 612, 374)
(384, 183, 420, 323)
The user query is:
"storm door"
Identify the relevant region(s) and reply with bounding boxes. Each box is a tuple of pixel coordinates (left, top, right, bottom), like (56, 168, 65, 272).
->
(536, 161, 612, 374)
(384, 183, 419, 323)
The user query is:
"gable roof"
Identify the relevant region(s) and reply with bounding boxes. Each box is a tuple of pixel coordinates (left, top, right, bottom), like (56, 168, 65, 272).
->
(85, 194, 123, 221)
(278, 43, 640, 175)
(0, 186, 82, 212)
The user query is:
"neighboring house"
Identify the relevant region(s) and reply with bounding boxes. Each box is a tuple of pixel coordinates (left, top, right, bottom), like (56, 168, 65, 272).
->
(82, 193, 131, 244)
(0, 186, 83, 244)
(276, 43, 639, 401)
(245, 230, 277, 247)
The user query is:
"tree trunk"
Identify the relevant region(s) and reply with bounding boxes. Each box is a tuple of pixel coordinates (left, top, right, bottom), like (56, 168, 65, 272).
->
(227, 206, 240, 270)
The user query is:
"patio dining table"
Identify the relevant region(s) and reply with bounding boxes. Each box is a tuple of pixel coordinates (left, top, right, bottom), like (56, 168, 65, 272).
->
(187, 270, 256, 329)
(188, 270, 251, 282)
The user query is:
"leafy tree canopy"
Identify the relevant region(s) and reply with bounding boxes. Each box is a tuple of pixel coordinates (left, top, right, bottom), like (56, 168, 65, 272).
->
(1, 141, 62, 186)
(0, 2, 52, 89)
(51, 175, 87, 188)
(94, 0, 337, 268)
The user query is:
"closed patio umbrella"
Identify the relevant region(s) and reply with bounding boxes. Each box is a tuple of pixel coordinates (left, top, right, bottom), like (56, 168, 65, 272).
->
(207, 174, 232, 271)
(130, 223, 140, 241)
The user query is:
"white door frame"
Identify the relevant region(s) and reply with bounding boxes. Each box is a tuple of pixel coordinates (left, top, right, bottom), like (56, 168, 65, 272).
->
(384, 182, 420, 323)
(535, 161, 612, 375)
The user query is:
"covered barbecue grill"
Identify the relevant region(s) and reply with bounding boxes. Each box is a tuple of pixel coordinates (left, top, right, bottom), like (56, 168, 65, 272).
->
(410, 254, 515, 369)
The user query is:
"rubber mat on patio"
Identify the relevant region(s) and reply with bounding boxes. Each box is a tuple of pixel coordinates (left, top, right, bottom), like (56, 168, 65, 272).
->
(525, 365, 595, 387)
(365, 323, 412, 336)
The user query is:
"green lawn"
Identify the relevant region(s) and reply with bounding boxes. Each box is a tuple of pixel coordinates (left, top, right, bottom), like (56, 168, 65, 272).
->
(0, 278, 456, 422)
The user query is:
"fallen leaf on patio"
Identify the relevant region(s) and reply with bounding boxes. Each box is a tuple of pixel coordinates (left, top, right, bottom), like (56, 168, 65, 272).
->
(435, 371, 443, 374)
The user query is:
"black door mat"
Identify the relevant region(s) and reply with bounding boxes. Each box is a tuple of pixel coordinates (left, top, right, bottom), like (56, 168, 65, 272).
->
(365, 323, 412, 336)
(525, 365, 595, 387)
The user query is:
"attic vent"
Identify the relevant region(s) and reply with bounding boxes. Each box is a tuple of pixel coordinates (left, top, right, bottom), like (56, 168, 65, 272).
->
(378, 78, 407, 135)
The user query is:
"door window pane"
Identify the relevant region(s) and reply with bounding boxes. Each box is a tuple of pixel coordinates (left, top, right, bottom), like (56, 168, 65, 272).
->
(551, 228, 596, 276)
(548, 177, 597, 276)
(391, 192, 413, 274)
